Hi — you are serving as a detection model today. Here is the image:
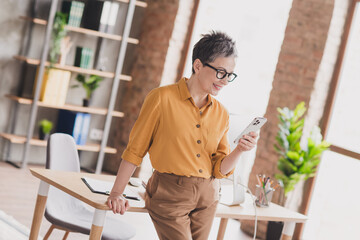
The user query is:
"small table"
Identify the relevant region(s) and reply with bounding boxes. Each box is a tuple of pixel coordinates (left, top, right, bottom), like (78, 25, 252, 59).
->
(29, 168, 306, 240)
(215, 193, 307, 240)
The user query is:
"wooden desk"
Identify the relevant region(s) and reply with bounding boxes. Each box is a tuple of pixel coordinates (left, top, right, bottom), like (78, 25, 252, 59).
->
(29, 168, 306, 240)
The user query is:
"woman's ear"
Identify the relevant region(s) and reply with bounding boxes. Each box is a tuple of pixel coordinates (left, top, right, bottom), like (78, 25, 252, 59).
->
(193, 59, 202, 74)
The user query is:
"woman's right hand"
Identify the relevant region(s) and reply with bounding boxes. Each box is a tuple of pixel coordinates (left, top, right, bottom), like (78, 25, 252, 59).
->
(107, 192, 129, 215)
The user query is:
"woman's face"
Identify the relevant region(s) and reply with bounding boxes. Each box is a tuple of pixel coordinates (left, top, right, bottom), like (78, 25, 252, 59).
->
(196, 56, 236, 96)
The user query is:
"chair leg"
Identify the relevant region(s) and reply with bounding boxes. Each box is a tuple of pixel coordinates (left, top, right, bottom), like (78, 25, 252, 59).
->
(62, 231, 70, 240)
(43, 224, 55, 240)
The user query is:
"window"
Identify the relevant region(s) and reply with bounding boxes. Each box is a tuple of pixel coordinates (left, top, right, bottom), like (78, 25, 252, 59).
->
(303, 1, 360, 238)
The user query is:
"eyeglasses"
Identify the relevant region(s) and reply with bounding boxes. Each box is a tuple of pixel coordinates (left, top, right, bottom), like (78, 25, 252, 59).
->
(204, 63, 237, 82)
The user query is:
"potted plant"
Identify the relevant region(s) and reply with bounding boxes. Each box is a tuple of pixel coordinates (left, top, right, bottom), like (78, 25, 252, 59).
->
(266, 102, 331, 239)
(39, 119, 53, 141)
(274, 101, 331, 195)
(72, 74, 104, 106)
(49, 12, 68, 67)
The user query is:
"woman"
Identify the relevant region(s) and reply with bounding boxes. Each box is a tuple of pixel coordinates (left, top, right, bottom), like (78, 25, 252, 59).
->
(107, 31, 258, 240)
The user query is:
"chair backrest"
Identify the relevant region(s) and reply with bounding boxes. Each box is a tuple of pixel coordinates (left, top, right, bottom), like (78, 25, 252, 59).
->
(46, 133, 80, 172)
(45, 133, 83, 221)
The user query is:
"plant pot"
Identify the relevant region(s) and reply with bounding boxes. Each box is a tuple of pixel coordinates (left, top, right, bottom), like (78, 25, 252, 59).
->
(83, 98, 90, 107)
(266, 221, 284, 240)
(39, 129, 50, 141)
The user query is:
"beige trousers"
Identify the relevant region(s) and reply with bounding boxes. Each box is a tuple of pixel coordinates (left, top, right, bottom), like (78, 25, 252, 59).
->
(145, 171, 219, 240)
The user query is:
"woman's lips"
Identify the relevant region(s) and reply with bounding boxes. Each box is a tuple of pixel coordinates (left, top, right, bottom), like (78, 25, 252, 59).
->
(213, 83, 222, 90)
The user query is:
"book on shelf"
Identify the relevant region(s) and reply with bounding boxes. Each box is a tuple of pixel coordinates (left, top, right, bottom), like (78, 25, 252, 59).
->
(36, 68, 71, 106)
(21, 65, 38, 99)
(99, 1, 119, 33)
(82, 1, 119, 33)
(78, 113, 91, 145)
(74, 47, 93, 69)
(61, 0, 85, 28)
(56, 110, 91, 145)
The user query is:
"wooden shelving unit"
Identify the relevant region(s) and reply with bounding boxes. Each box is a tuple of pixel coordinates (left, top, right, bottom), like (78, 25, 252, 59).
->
(2, 0, 141, 172)
(5, 95, 125, 117)
(20, 16, 140, 44)
(0, 133, 117, 154)
(13, 55, 132, 81)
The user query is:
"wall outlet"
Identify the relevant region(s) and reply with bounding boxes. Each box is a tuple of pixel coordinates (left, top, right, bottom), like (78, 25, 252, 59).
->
(89, 128, 103, 141)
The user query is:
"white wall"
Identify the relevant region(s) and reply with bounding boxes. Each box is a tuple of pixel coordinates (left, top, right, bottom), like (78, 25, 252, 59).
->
(181, 0, 293, 185)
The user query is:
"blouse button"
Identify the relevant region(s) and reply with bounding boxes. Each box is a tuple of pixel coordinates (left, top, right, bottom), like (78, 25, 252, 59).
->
(197, 140, 201, 144)
(196, 124, 200, 128)
(199, 169, 203, 173)
(196, 154, 201, 158)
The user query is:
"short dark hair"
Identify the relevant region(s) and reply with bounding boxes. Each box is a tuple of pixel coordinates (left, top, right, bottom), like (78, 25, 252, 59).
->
(192, 31, 237, 73)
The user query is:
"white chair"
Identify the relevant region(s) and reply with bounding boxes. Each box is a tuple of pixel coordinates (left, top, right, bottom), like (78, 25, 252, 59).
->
(43, 133, 136, 240)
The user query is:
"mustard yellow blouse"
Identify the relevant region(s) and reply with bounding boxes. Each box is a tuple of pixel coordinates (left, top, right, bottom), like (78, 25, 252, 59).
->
(122, 77, 233, 178)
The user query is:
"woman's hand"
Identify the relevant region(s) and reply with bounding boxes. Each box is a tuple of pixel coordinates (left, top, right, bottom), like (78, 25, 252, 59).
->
(236, 131, 258, 152)
(107, 192, 129, 215)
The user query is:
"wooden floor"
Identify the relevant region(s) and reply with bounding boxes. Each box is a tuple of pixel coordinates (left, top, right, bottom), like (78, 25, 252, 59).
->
(0, 161, 254, 240)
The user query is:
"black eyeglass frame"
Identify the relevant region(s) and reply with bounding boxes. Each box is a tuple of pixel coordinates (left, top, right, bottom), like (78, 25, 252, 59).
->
(204, 63, 237, 82)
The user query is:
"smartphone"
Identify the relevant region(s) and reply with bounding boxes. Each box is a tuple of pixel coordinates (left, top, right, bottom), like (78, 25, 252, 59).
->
(233, 117, 267, 145)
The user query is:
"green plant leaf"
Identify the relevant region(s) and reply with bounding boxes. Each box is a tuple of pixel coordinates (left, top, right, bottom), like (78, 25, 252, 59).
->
(274, 144, 286, 157)
(293, 102, 306, 122)
(278, 123, 290, 135)
(286, 151, 300, 161)
(308, 137, 315, 148)
(287, 131, 302, 147)
(290, 118, 304, 132)
(278, 157, 298, 176)
(294, 142, 301, 152)
(76, 74, 86, 83)
(75, 74, 104, 99)
(49, 12, 68, 68)
(318, 141, 331, 148)
(39, 119, 53, 134)
(277, 107, 286, 117)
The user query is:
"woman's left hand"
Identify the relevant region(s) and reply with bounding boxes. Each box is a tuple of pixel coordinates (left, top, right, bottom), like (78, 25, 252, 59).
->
(236, 131, 258, 152)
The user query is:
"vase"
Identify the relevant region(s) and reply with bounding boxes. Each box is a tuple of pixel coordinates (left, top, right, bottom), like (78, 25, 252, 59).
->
(266, 221, 284, 240)
(39, 129, 50, 141)
(83, 98, 90, 107)
(284, 180, 305, 210)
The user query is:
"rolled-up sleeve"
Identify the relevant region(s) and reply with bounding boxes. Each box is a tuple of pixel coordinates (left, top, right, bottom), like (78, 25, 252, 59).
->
(212, 117, 234, 179)
(121, 89, 161, 166)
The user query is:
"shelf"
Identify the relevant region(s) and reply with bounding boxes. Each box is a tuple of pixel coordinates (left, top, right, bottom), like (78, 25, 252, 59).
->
(0, 133, 117, 154)
(13, 55, 132, 81)
(5, 95, 125, 118)
(20, 16, 140, 44)
(116, 0, 148, 8)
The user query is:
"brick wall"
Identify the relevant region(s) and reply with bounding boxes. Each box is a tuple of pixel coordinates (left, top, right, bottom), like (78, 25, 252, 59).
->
(240, 0, 335, 238)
